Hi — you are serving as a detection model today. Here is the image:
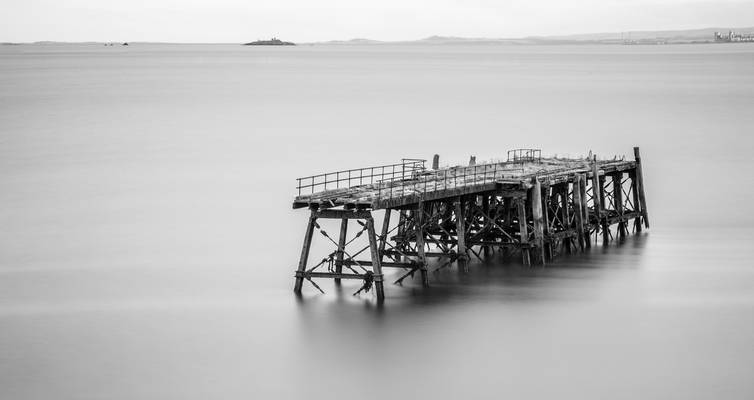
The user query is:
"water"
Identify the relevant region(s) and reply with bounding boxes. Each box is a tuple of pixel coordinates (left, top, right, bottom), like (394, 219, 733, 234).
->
(1, 43, 753, 399)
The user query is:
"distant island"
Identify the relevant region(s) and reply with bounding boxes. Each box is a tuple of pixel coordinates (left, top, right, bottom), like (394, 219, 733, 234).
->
(244, 38, 295, 46)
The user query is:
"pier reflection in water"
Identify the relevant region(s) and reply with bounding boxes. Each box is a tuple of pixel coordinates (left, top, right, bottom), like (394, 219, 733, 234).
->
(289, 229, 753, 399)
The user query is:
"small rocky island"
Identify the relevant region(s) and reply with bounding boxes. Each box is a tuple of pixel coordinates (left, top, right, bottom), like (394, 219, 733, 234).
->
(244, 38, 295, 46)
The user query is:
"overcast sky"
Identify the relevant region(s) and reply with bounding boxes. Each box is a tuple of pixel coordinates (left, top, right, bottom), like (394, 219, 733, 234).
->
(1, 0, 753, 42)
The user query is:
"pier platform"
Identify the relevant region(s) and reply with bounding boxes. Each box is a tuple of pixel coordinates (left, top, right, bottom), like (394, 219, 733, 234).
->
(292, 147, 649, 303)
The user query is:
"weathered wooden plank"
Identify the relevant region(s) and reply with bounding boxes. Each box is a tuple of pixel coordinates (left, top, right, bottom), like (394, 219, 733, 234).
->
(315, 209, 373, 219)
(299, 271, 371, 280)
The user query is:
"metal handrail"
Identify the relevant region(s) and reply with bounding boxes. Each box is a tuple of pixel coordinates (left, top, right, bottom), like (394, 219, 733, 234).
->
(296, 159, 426, 195)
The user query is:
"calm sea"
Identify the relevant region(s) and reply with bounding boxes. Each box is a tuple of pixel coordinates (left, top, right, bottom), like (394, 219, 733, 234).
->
(1, 43, 753, 399)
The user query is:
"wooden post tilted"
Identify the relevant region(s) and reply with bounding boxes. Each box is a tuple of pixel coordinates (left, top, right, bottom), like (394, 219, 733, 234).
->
(365, 215, 385, 303)
(294, 211, 317, 294)
(416, 202, 429, 286)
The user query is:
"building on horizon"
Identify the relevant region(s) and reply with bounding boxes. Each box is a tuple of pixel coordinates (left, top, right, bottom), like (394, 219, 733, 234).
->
(714, 31, 754, 42)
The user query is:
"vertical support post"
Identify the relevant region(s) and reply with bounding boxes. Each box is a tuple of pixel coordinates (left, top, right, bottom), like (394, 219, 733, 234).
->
(572, 175, 585, 251)
(579, 174, 591, 248)
(396, 210, 408, 262)
(481, 194, 490, 258)
(634, 147, 650, 228)
(591, 157, 603, 245)
(294, 211, 317, 294)
(455, 197, 468, 270)
(365, 215, 385, 303)
(432, 154, 440, 170)
(502, 196, 513, 258)
(530, 178, 546, 265)
(541, 186, 553, 260)
(378, 209, 391, 261)
(503, 197, 513, 229)
(599, 175, 609, 245)
(559, 184, 572, 254)
(630, 169, 642, 233)
(517, 198, 531, 266)
(416, 202, 429, 286)
(334, 217, 348, 286)
(612, 172, 626, 240)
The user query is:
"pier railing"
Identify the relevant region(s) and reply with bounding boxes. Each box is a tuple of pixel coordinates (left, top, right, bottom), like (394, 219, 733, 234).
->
(296, 159, 426, 195)
(507, 149, 542, 162)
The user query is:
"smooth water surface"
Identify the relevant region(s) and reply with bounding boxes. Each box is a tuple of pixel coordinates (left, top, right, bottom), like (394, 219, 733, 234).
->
(1, 43, 753, 399)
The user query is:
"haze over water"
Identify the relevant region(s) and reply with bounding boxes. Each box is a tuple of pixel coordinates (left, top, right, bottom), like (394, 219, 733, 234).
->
(1, 43, 753, 399)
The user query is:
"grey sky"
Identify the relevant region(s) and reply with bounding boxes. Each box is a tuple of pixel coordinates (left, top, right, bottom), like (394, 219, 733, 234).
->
(2, 0, 753, 42)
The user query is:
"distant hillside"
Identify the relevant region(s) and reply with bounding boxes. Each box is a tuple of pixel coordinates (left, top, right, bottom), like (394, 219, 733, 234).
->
(313, 27, 754, 45)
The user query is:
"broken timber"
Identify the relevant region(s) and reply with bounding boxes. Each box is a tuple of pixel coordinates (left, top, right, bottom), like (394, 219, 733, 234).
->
(292, 147, 649, 303)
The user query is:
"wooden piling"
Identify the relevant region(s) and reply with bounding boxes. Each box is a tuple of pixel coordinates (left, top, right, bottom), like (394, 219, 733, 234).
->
(612, 172, 626, 240)
(482, 194, 491, 258)
(541, 186, 553, 260)
(599, 175, 609, 245)
(634, 147, 650, 228)
(378, 209, 391, 261)
(455, 197, 468, 267)
(629, 169, 642, 232)
(365, 215, 385, 303)
(517, 199, 531, 266)
(416, 202, 429, 286)
(591, 156, 602, 245)
(334, 217, 348, 285)
(432, 154, 440, 170)
(294, 211, 317, 293)
(530, 178, 546, 265)
(559, 184, 572, 254)
(572, 175, 585, 251)
(579, 174, 591, 248)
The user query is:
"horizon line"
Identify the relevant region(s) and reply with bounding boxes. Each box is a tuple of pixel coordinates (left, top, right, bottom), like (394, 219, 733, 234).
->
(3, 24, 754, 45)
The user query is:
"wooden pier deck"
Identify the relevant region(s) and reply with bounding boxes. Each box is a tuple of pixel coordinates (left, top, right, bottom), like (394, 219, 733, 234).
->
(292, 147, 649, 303)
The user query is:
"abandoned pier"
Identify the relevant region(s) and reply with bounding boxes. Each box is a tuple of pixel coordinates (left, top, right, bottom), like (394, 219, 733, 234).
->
(292, 147, 649, 303)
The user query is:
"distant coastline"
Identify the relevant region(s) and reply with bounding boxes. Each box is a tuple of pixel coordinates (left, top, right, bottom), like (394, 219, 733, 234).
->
(312, 27, 754, 46)
(4, 26, 754, 46)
